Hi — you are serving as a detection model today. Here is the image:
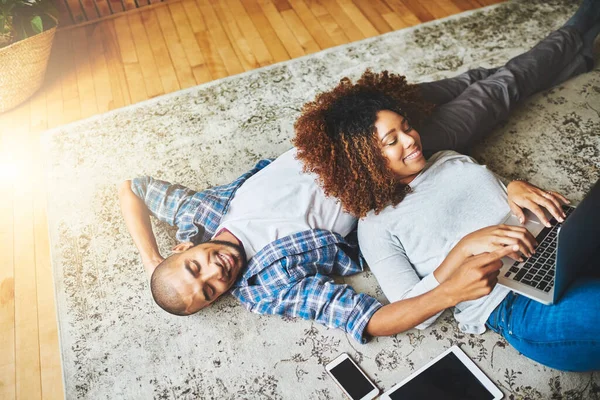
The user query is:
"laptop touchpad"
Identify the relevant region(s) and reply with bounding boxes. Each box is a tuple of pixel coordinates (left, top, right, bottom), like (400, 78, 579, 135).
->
(503, 209, 546, 237)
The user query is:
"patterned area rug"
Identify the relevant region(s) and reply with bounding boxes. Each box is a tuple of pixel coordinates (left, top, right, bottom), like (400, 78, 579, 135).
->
(42, 0, 600, 398)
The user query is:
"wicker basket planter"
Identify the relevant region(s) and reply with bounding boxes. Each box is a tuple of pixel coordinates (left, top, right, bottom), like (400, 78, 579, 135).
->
(0, 24, 56, 113)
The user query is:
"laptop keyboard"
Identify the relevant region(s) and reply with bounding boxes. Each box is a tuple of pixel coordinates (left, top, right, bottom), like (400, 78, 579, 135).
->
(503, 205, 575, 292)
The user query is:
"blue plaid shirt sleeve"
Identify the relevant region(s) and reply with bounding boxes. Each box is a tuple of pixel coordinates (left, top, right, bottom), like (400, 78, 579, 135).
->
(234, 274, 382, 344)
(282, 275, 382, 344)
(130, 176, 200, 242)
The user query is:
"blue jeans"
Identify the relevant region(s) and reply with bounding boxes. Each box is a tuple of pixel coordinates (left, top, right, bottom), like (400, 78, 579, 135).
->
(486, 277, 600, 372)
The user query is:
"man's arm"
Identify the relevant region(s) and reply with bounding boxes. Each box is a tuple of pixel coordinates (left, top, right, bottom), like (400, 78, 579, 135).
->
(118, 180, 164, 278)
(232, 246, 509, 343)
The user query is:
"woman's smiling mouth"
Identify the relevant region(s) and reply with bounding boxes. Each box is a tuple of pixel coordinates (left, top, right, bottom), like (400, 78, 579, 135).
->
(403, 149, 422, 162)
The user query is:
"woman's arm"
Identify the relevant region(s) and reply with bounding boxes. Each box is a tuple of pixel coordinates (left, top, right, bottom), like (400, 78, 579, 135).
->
(358, 215, 522, 331)
(118, 180, 164, 278)
(366, 247, 512, 336)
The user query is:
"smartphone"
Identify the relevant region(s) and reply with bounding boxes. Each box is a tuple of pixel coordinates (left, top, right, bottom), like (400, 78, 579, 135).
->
(325, 353, 379, 400)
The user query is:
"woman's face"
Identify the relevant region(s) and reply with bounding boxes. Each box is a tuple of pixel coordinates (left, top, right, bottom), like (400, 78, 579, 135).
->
(375, 110, 426, 184)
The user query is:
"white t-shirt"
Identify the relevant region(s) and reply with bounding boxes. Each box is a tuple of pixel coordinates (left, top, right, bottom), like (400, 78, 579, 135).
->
(216, 148, 357, 259)
(358, 151, 511, 334)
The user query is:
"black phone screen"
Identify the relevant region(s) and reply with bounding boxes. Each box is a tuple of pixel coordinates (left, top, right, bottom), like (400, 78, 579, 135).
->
(387, 352, 495, 400)
(329, 358, 375, 400)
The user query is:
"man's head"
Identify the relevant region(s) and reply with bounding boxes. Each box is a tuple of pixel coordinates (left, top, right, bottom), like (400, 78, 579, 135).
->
(150, 240, 247, 315)
(294, 70, 435, 218)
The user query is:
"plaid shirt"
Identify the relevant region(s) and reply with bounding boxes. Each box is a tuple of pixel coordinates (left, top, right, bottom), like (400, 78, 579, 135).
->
(131, 160, 382, 343)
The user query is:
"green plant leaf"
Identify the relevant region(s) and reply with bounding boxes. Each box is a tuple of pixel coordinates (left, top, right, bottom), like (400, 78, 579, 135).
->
(30, 14, 41, 33)
(1, 0, 58, 43)
(18, 22, 25, 39)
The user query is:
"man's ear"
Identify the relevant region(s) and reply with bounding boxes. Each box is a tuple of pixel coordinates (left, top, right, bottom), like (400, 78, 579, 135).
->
(172, 242, 194, 253)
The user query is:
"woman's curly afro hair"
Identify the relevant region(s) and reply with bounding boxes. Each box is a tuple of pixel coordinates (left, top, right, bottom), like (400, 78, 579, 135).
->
(293, 70, 435, 218)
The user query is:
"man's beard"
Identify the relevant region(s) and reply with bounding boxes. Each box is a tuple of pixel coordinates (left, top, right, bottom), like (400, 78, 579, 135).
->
(209, 239, 248, 268)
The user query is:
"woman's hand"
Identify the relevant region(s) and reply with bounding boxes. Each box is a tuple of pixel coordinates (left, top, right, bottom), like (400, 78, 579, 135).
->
(367, 246, 515, 337)
(434, 226, 532, 283)
(441, 247, 513, 304)
(458, 224, 537, 260)
(507, 180, 570, 227)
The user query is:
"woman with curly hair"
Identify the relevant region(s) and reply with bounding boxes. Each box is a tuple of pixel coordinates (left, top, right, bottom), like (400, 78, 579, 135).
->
(293, 2, 600, 371)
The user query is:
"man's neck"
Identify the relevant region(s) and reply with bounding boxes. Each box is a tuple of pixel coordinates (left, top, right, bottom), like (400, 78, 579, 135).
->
(213, 228, 242, 247)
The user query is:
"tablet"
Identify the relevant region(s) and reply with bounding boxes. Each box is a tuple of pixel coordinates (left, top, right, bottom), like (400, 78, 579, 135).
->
(381, 346, 503, 400)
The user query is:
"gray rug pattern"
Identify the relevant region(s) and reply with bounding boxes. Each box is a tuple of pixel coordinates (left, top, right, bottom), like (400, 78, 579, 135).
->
(42, 0, 600, 398)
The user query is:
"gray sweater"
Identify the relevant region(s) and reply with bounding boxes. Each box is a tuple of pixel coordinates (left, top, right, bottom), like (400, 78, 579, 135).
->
(358, 151, 511, 334)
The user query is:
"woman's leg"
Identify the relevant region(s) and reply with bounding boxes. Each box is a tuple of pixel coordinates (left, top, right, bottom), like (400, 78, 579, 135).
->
(418, 0, 600, 108)
(419, 27, 590, 155)
(417, 67, 499, 106)
(486, 278, 600, 372)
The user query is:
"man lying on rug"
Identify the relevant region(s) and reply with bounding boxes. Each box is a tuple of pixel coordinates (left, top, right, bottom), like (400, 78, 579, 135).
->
(118, 1, 599, 347)
(293, 2, 600, 371)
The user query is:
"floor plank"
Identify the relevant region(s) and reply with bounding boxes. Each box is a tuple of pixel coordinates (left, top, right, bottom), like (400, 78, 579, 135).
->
(209, 0, 260, 71)
(0, 134, 16, 400)
(180, 0, 229, 80)
(319, 0, 364, 42)
(256, 0, 305, 59)
(80, 0, 100, 21)
(100, 20, 132, 109)
(128, 12, 166, 97)
(141, 9, 183, 93)
(381, 0, 422, 26)
(87, 24, 115, 113)
(59, 31, 83, 123)
(30, 96, 65, 400)
(71, 27, 100, 118)
(113, 17, 150, 103)
(305, 0, 349, 46)
(281, 8, 321, 54)
(451, 0, 482, 12)
(288, 0, 335, 49)
(64, 0, 88, 25)
(227, 0, 274, 67)
(397, 0, 435, 22)
(352, 0, 394, 34)
(421, 0, 454, 19)
(45, 34, 67, 129)
(12, 102, 43, 400)
(196, 0, 245, 76)
(335, 0, 379, 38)
(169, 1, 214, 82)
(381, 12, 407, 30)
(240, 0, 291, 63)
(94, 0, 113, 18)
(153, 5, 197, 88)
(0, 1, 495, 398)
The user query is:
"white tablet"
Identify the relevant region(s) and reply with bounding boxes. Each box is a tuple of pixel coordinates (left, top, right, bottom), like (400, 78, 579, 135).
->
(381, 346, 503, 400)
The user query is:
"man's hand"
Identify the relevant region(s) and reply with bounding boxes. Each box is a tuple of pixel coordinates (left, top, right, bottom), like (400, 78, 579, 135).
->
(143, 255, 165, 276)
(172, 242, 194, 253)
(457, 224, 537, 261)
(507, 180, 570, 227)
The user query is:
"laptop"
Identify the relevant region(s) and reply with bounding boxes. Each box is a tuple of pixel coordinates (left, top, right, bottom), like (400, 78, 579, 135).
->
(497, 178, 600, 305)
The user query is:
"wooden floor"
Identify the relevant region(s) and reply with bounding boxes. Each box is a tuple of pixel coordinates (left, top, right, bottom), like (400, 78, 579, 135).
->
(0, 0, 504, 398)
